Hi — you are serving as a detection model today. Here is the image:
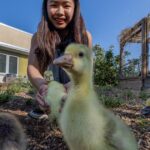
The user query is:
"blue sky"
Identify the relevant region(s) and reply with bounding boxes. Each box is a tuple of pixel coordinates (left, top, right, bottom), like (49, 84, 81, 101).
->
(0, 0, 150, 55)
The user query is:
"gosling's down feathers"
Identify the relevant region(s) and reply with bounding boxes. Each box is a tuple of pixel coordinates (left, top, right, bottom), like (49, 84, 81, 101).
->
(0, 113, 26, 150)
(45, 81, 67, 122)
(53, 43, 137, 150)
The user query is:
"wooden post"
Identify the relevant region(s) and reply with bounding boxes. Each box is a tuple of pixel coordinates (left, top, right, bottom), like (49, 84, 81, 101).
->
(141, 18, 148, 86)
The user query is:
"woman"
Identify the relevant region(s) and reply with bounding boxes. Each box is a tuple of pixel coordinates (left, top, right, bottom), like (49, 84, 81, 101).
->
(27, 0, 92, 118)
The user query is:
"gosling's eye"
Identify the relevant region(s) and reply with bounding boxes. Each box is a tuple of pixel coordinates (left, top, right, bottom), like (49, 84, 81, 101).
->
(79, 52, 84, 58)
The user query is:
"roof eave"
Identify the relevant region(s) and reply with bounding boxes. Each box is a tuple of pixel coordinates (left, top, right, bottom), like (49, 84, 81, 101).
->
(0, 42, 29, 55)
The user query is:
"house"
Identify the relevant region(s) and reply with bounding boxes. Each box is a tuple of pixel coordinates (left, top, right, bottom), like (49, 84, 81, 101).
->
(0, 23, 32, 83)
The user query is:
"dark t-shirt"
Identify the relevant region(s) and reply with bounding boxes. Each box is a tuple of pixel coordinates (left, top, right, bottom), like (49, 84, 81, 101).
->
(49, 38, 74, 84)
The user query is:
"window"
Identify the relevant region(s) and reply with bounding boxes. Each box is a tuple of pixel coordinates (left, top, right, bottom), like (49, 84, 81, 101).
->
(0, 54, 6, 73)
(0, 53, 18, 74)
(9, 56, 17, 74)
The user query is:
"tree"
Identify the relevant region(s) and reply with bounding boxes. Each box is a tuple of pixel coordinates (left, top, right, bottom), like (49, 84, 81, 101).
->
(93, 44, 119, 86)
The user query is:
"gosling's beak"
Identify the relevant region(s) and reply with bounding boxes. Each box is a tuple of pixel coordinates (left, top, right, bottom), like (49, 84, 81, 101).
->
(53, 54, 73, 69)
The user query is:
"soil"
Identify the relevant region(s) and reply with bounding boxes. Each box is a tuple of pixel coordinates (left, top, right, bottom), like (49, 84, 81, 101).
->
(0, 92, 149, 150)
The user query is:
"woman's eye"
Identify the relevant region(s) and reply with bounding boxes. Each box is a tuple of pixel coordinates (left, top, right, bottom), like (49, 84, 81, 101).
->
(50, 4, 57, 7)
(79, 52, 84, 58)
(63, 5, 70, 9)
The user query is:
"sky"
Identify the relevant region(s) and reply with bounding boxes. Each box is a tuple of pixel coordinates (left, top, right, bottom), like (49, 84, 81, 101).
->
(0, 0, 150, 55)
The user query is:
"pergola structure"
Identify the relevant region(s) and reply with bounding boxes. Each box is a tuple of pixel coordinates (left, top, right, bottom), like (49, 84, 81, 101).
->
(119, 14, 150, 91)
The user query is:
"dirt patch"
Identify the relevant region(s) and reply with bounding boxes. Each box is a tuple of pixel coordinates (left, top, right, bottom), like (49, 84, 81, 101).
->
(0, 92, 149, 150)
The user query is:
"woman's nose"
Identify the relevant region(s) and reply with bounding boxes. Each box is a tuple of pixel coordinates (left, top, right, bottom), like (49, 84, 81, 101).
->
(56, 6, 64, 15)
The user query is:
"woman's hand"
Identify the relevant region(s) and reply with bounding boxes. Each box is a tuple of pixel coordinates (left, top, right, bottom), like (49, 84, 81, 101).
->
(36, 84, 50, 113)
(63, 82, 71, 93)
(36, 82, 71, 114)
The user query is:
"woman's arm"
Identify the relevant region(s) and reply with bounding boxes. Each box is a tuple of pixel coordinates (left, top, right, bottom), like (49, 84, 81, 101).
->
(27, 34, 49, 109)
(86, 31, 93, 49)
(27, 34, 47, 91)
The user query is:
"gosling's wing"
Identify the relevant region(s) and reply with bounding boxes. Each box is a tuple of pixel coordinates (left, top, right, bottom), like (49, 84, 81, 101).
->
(104, 112, 137, 150)
(102, 113, 119, 150)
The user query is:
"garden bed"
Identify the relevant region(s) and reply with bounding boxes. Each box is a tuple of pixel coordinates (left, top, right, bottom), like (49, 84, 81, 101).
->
(0, 91, 149, 150)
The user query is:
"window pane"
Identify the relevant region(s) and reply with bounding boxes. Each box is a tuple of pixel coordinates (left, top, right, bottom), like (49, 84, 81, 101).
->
(9, 56, 17, 74)
(0, 54, 6, 73)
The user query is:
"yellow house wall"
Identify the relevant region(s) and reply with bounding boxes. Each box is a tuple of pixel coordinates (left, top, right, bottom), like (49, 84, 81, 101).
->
(18, 56, 28, 77)
(0, 49, 28, 77)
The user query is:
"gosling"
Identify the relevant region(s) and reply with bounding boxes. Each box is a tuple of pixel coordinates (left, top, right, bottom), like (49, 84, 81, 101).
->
(53, 43, 137, 150)
(0, 113, 26, 150)
(45, 81, 67, 122)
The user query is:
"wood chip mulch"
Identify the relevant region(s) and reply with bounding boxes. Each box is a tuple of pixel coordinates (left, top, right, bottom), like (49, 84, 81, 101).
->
(0, 92, 149, 150)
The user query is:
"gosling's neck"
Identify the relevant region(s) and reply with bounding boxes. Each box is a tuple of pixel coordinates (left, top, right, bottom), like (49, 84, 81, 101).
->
(70, 71, 93, 93)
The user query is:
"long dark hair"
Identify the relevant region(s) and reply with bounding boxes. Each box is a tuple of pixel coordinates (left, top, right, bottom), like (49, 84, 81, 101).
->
(35, 0, 88, 73)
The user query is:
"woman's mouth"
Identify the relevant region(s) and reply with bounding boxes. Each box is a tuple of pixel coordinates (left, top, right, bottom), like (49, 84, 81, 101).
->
(55, 18, 65, 25)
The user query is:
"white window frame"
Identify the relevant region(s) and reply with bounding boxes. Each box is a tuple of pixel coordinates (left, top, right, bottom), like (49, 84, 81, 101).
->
(0, 53, 19, 76)
(0, 53, 7, 74)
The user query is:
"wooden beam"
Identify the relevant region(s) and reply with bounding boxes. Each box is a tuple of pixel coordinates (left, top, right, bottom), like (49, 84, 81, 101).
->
(141, 18, 148, 80)
(120, 18, 144, 46)
(121, 27, 142, 46)
(128, 33, 142, 43)
(119, 16, 150, 80)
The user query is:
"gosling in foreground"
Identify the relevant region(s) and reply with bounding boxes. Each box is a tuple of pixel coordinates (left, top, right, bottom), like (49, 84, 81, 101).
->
(53, 43, 137, 150)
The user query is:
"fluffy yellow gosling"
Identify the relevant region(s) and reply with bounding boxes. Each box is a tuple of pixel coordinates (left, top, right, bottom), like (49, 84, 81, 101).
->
(53, 43, 137, 150)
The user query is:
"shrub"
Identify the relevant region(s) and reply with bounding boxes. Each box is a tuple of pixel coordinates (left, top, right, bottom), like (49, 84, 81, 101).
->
(7, 78, 36, 95)
(121, 90, 135, 101)
(139, 91, 150, 101)
(0, 89, 14, 103)
(93, 44, 119, 86)
(99, 95, 123, 108)
(7, 83, 22, 93)
(25, 98, 33, 106)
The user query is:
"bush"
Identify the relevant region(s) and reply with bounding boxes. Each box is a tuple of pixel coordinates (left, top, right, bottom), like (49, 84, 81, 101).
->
(99, 95, 123, 108)
(0, 89, 14, 103)
(0, 78, 36, 104)
(93, 44, 119, 86)
(7, 83, 22, 93)
(139, 91, 150, 101)
(25, 98, 33, 106)
(7, 78, 36, 95)
(121, 90, 135, 101)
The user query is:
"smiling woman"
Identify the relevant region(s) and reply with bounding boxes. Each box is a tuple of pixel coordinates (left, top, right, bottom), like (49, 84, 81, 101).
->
(47, 0, 75, 29)
(27, 0, 92, 119)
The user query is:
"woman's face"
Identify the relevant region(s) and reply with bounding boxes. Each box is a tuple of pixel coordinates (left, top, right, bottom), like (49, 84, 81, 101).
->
(47, 0, 75, 29)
